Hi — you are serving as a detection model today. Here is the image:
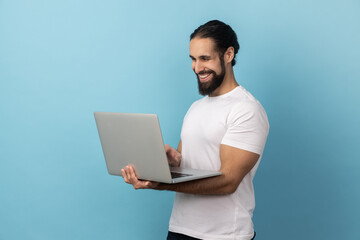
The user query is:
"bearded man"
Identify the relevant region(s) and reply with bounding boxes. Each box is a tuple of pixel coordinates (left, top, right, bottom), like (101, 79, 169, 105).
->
(121, 20, 269, 240)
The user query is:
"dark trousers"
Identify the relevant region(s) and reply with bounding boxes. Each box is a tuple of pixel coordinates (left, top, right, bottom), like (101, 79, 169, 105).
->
(167, 231, 256, 240)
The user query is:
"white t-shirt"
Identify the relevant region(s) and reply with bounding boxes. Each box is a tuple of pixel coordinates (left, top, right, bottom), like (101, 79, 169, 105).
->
(169, 86, 269, 240)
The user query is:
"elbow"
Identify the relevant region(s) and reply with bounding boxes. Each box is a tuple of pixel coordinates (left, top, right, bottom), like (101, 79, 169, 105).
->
(219, 180, 239, 194)
(220, 174, 243, 194)
(223, 184, 238, 194)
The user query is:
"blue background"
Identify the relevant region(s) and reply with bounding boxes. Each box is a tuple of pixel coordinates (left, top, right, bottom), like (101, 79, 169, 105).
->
(1, 0, 359, 239)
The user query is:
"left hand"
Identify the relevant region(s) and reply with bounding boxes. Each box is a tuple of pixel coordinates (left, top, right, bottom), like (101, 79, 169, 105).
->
(165, 144, 182, 167)
(121, 165, 159, 190)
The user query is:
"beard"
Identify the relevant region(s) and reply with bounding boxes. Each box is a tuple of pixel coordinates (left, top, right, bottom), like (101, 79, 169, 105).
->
(196, 58, 226, 96)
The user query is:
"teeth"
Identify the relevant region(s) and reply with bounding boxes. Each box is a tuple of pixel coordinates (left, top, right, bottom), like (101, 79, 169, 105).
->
(199, 74, 210, 79)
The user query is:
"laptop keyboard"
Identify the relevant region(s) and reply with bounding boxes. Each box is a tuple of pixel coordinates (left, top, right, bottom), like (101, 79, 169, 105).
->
(171, 172, 192, 179)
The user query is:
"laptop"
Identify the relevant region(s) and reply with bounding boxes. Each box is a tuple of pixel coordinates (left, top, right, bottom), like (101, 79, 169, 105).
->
(94, 112, 221, 184)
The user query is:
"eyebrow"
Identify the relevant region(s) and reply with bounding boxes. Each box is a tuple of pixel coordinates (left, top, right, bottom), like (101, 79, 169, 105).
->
(200, 55, 211, 60)
(189, 55, 211, 60)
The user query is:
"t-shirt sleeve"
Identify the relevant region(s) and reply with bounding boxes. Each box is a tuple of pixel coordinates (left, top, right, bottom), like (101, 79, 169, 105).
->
(221, 101, 269, 155)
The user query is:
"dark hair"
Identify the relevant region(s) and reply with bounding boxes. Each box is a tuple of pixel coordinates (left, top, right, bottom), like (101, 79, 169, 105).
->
(190, 20, 240, 66)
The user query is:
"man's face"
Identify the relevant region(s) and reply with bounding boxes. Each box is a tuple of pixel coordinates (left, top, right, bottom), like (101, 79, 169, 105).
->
(189, 37, 226, 96)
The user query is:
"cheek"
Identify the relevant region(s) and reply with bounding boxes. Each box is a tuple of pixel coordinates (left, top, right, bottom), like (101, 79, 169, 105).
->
(209, 63, 222, 74)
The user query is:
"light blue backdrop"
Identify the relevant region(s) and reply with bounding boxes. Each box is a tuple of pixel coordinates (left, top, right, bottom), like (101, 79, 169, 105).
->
(1, 0, 359, 239)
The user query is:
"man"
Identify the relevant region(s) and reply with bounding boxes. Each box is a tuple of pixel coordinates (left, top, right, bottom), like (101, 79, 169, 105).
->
(121, 20, 269, 240)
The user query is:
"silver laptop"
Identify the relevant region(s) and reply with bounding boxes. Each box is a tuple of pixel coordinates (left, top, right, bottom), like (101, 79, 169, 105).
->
(94, 112, 221, 184)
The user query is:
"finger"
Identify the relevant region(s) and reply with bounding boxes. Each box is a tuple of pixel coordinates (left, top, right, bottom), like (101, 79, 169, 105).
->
(176, 153, 182, 162)
(165, 145, 177, 158)
(170, 148, 180, 159)
(121, 168, 129, 183)
(124, 166, 132, 182)
(127, 165, 137, 180)
(165, 145, 176, 159)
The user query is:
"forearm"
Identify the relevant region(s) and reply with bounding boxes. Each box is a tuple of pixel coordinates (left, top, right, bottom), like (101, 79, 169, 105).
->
(155, 173, 237, 195)
(160, 145, 259, 195)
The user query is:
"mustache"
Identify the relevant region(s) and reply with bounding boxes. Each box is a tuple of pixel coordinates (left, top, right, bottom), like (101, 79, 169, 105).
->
(196, 70, 215, 75)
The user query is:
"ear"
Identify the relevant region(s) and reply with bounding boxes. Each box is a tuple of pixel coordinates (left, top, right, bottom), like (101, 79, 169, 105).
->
(224, 46, 235, 64)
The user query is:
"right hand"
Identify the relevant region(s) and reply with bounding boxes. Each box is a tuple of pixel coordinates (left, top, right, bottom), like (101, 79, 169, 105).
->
(121, 165, 159, 190)
(165, 144, 182, 167)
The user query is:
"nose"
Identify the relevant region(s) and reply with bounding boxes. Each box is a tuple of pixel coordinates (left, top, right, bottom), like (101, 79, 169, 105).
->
(192, 60, 204, 74)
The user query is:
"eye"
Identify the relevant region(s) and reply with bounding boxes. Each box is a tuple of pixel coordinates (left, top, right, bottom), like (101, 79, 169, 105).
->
(200, 56, 210, 61)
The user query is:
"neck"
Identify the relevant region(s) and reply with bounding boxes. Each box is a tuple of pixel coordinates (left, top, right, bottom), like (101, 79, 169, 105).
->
(209, 67, 238, 97)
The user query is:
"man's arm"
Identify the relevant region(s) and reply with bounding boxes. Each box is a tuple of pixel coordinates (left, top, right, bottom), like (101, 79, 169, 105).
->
(122, 143, 259, 195)
(156, 144, 259, 194)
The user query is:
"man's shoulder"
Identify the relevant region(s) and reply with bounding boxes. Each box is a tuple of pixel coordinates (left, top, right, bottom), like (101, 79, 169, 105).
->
(215, 87, 257, 111)
(226, 87, 268, 124)
(230, 86, 257, 101)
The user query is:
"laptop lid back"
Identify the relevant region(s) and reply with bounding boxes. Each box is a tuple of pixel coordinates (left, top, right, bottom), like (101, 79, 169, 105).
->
(94, 112, 173, 183)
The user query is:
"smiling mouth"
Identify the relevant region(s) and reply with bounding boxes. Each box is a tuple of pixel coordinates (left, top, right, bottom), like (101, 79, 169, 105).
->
(198, 72, 212, 82)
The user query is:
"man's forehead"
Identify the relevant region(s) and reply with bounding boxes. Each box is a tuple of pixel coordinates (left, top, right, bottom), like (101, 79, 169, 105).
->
(189, 37, 217, 56)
